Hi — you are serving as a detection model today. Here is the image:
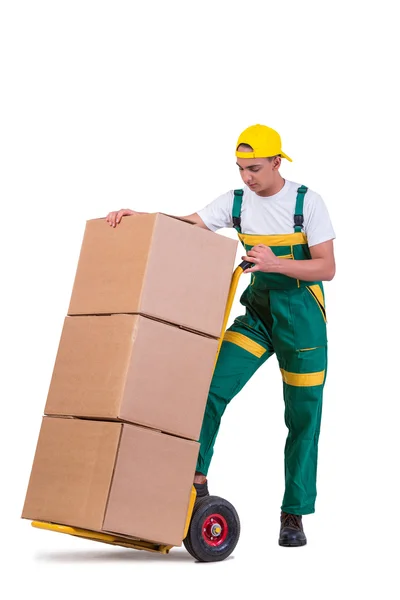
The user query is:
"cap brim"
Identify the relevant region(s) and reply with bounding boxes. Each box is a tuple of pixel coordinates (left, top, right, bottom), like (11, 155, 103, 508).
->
(281, 151, 292, 162)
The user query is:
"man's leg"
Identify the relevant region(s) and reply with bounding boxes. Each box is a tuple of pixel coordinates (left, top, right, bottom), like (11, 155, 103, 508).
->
(195, 315, 274, 481)
(277, 346, 327, 516)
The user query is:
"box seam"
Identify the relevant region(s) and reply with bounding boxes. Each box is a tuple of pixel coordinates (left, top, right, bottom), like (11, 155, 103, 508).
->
(101, 424, 124, 531)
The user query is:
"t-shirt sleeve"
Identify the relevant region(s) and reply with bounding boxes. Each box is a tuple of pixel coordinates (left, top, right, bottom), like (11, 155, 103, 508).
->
(304, 191, 336, 247)
(196, 191, 234, 232)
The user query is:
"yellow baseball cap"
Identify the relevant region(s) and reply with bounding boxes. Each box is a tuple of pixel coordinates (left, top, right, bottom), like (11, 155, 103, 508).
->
(235, 124, 292, 162)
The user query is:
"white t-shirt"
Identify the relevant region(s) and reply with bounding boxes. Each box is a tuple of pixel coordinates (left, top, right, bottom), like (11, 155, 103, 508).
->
(197, 179, 335, 248)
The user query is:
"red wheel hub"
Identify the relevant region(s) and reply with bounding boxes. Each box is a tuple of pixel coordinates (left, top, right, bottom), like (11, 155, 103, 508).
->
(202, 513, 228, 546)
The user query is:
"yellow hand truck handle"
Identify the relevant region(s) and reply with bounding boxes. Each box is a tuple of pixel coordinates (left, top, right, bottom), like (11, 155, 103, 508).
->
(213, 260, 252, 368)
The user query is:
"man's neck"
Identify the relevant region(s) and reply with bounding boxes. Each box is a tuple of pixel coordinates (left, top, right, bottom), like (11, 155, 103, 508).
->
(256, 175, 285, 197)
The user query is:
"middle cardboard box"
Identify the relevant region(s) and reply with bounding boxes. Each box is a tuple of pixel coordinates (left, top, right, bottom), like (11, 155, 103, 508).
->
(45, 313, 219, 441)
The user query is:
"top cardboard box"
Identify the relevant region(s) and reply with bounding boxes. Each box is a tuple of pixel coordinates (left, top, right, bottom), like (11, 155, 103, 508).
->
(68, 214, 238, 338)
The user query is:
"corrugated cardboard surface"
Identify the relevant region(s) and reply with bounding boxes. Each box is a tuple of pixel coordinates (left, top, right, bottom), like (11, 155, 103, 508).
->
(22, 417, 121, 531)
(45, 314, 134, 419)
(45, 314, 218, 440)
(67, 213, 237, 338)
(68, 214, 154, 317)
(121, 314, 218, 440)
(140, 214, 238, 337)
(22, 417, 199, 546)
(103, 422, 199, 546)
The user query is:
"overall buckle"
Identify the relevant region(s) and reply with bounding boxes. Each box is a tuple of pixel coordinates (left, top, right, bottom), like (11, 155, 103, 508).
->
(294, 214, 304, 227)
(233, 216, 241, 227)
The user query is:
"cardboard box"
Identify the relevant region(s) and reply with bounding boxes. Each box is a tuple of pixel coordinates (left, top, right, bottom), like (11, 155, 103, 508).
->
(67, 213, 238, 338)
(22, 417, 199, 546)
(45, 314, 218, 440)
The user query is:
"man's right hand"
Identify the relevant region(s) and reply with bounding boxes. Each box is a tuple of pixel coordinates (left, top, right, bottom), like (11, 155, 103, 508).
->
(106, 209, 147, 227)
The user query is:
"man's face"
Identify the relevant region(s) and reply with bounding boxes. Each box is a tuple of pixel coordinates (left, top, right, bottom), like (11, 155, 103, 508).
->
(236, 154, 281, 195)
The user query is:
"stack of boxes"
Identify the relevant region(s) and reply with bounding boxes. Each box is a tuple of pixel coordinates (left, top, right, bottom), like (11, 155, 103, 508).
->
(22, 213, 238, 547)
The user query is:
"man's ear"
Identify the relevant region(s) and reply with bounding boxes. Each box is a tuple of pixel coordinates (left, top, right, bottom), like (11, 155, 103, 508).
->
(273, 156, 282, 170)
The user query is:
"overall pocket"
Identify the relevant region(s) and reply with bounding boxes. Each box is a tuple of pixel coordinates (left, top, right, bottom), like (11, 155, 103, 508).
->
(289, 285, 327, 350)
(306, 284, 327, 323)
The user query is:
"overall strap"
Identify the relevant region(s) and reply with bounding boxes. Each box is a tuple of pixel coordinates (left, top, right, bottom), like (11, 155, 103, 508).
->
(232, 189, 244, 233)
(294, 185, 308, 232)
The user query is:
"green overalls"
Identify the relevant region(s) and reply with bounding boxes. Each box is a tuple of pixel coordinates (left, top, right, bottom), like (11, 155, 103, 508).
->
(196, 185, 328, 515)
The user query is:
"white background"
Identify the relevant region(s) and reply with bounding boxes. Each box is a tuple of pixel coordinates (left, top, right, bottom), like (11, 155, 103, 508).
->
(1, 1, 399, 598)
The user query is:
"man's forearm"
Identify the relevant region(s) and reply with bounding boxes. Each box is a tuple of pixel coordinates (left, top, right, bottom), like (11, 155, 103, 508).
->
(274, 257, 335, 282)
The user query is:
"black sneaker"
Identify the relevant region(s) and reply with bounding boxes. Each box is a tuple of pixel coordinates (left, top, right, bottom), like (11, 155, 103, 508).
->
(279, 511, 307, 547)
(193, 480, 209, 500)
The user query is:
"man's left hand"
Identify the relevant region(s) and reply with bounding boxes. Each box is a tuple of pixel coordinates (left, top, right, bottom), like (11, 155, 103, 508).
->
(242, 245, 280, 273)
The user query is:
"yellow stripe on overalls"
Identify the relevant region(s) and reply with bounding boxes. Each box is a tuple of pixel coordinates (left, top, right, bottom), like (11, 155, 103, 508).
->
(280, 368, 325, 387)
(238, 232, 308, 247)
(224, 331, 267, 358)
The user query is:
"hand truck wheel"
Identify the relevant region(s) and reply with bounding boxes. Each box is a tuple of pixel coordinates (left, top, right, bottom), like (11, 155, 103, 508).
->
(183, 495, 240, 562)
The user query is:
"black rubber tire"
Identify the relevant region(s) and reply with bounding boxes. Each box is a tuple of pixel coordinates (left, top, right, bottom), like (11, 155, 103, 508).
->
(183, 495, 240, 562)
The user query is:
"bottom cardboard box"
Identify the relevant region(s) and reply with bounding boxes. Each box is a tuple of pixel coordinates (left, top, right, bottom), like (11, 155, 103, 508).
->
(22, 416, 199, 546)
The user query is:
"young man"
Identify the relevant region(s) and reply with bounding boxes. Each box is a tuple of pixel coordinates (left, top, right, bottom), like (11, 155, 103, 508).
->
(106, 124, 336, 547)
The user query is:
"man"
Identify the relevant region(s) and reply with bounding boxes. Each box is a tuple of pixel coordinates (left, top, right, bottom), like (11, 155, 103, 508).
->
(106, 124, 336, 547)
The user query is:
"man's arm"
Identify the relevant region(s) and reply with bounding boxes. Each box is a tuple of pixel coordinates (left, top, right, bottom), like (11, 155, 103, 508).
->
(180, 213, 211, 230)
(243, 240, 336, 282)
(107, 191, 230, 230)
(278, 240, 336, 281)
(106, 209, 210, 229)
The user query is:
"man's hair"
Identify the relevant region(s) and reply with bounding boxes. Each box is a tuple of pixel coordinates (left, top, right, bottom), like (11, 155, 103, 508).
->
(237, 143, 281, 162)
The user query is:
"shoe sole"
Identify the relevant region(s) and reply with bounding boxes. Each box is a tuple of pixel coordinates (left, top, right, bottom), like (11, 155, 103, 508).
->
(279, 539, 307, 547)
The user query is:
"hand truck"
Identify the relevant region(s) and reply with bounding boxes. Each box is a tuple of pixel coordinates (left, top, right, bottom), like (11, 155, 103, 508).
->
(31, 260, 252, 562)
